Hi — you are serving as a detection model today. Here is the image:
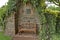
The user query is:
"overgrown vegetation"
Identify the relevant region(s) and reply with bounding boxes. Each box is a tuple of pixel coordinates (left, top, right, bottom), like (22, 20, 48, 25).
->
(0, 0, 60, 40)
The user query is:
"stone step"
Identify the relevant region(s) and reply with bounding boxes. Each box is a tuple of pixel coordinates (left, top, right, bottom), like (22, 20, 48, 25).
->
(13, 35, 38, 40)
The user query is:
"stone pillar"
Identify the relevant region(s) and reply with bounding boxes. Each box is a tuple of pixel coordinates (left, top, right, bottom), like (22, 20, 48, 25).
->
(5, 13, 15, 36)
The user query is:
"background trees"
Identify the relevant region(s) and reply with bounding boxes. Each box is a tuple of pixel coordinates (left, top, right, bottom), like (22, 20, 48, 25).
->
(48, 0, 60, 7)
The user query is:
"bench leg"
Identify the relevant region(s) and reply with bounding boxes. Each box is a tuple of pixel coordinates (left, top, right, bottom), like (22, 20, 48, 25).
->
(18, 31, 21, 35)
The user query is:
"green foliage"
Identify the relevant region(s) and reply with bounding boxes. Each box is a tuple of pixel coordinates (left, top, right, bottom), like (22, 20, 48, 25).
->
(0, 0, 17, 30)
(45, 9, 60, 17)
(47, 6, 60, 33)
(0, 5, 8, 30)
(52, 33, 60, 40)
(0, 0, 60, 40)
(45, 13, 56, 33)
(56, 13, 60, 33)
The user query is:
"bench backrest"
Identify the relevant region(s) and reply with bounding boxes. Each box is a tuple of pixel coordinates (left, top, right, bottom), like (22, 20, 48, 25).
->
(18, 23, 36, 29)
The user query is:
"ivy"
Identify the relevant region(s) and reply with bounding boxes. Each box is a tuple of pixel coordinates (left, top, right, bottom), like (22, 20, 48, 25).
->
(0, 0, 60, 40)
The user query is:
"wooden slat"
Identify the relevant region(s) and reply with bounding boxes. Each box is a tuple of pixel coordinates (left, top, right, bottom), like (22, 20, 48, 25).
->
(18, 23, 37, 34)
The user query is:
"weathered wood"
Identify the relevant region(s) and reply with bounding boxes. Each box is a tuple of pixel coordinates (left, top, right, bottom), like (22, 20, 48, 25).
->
(18, 23, 37, 34)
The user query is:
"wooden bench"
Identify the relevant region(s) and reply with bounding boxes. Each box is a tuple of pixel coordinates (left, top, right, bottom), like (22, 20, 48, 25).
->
(18, 23, 37, 34)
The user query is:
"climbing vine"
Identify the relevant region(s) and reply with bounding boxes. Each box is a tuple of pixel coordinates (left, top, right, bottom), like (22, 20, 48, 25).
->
(0, 0, 60, 40)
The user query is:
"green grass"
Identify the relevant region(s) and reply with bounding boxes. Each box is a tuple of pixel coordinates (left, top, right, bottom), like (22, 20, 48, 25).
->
(0, 32, 12, 40)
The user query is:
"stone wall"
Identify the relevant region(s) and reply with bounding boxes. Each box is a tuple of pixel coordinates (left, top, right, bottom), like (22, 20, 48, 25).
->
(4, 2, 42, 37)
(5, 13, 15, 36)
(0, 26, 3, 32)
(18, 3, 41, 35)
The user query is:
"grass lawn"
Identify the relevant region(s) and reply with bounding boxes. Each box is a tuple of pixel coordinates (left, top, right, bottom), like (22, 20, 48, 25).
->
(0, 32, 12, 40)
